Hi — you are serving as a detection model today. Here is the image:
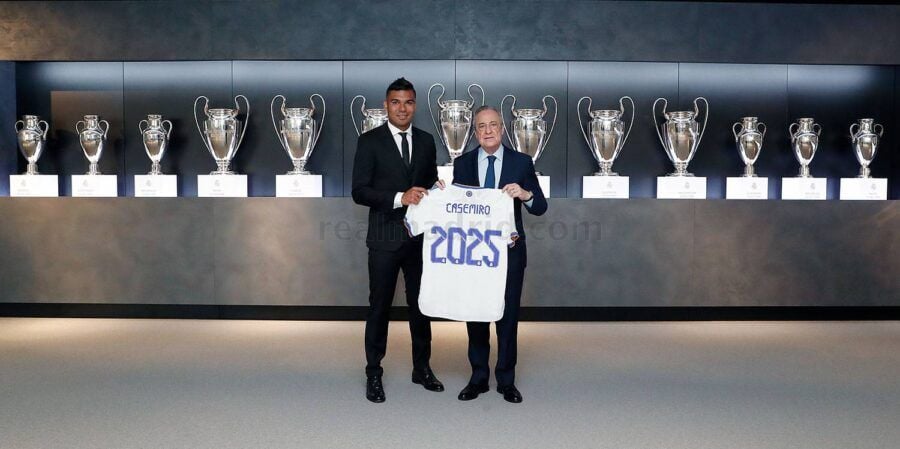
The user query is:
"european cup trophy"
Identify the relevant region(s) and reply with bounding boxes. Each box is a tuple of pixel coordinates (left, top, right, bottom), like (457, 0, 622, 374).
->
(139, 114, 172, 175)
(501, 94, 558, 175)
(350, 95, 388, 136)
(789, 118, 821, 178)
(653, 97, 708, 177)
(194, 95, 249, 175)
(427, 83, 485, 166)
(15, 115, 49, 175)
(850, 118, 883, 178)
(76, 115, 110, 175)
(577, 96, 634, 176)
(733, 117, 766, 177)
(271, 94, 326, 175)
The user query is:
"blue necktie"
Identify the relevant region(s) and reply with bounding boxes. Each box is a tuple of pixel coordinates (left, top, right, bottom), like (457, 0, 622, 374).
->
(484, 155, 496, 188)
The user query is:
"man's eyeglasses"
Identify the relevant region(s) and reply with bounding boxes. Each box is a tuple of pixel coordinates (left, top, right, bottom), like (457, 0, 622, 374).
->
(476, 122, 502, 132)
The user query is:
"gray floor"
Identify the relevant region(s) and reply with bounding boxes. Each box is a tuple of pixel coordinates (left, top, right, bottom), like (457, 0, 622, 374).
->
(1, 319, 899, 449)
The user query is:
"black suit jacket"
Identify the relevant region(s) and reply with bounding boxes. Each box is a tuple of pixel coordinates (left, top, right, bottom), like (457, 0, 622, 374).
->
(352, 123, 439, 251)
(452, 145, 548, 243)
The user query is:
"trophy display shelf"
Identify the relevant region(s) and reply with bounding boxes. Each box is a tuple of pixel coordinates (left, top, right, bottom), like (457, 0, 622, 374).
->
(134, 175, 178, 197)
(840, 177, 887, 200)
(9, 175, 59, 197)
(437, 165, 454, 185)
(71, 175, 118, 197)
(726, 177, 769, 200)
(276, 174, 323, 198)
(782, 177, 827, 200)
(583, 175, 629, 199)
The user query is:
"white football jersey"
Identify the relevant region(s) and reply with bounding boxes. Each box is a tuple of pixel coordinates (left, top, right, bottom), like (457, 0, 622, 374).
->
(404, 184, 517, 322)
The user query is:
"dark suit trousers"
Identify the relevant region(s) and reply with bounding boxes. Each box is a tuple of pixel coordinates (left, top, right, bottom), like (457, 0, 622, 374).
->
(466, 241, 526, 387)
(365, 239, 432, 377)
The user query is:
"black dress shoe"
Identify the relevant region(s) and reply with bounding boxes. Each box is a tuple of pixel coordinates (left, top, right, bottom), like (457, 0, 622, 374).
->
(411, 367, 444, 392)
(366, 376, 385, 403)
(497, 384, 523, 403)
(457, 382, 489, 401)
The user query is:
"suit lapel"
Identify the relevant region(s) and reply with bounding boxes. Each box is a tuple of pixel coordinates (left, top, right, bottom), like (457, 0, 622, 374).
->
(497, 145, 513, 188)
(379, 124, 411, 177)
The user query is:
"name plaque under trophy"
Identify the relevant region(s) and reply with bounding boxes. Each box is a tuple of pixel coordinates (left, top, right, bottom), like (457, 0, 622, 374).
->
(73, 115, 117, 197)
(726, 117, 768, 200)
(783, 118, 825, 200)
(135, 114, 176, 197)
(653, 97, 708, 199)
(195, 95, 249, 197)
(11, 115, 58, 197)
(350, 95, 388, 136)
(428, 83, 485, 184)
(841, 118, 886, 200)
(501, 93, 557, 197)
(577, 95, 634, 198)
(272, 94, 325, 197)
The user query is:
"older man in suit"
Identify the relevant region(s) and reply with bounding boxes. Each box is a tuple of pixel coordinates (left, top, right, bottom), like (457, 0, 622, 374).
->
(452, 105, 548, 403)
(351, 78, 444, 403)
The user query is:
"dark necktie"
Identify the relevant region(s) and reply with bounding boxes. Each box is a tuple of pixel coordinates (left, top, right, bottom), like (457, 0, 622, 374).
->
(399, 132, 410, 168)
(484, 155, 497, 188)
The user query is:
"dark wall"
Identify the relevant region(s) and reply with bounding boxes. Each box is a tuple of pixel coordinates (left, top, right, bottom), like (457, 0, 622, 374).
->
(12, 60, 900, 199)
(0, 62, 13, 195)
(2, 2, 900, 65)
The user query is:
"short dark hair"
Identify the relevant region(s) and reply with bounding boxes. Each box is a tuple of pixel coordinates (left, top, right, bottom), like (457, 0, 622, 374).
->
(386, 77, 416, 98)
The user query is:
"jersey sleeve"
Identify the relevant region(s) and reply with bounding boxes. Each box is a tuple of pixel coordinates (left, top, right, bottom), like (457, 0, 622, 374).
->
(505, 195, 518, 247)
(404, 201, 424, 237)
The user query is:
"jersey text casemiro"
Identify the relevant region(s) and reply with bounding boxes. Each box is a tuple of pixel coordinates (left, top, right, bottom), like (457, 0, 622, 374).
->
(404, 184, 517, 322)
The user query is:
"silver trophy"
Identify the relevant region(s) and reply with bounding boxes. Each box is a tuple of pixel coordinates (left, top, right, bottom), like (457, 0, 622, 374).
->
(733, 117, 766, 177)
(76, 115, 110, 175)
(194, 95, 249, 175)
(789, 118, 822, 178)
(427, 83, 485, 166)
(501, 94, 558, 175)
(577, 96, 634, 176)
(15, 115, 49, 175)
(653, 97, 708, 177)
(850, 118, 883, 178)
(139, 114, 172, 175)
(271, 94, 326, 175)
(350, 95, 388, 136)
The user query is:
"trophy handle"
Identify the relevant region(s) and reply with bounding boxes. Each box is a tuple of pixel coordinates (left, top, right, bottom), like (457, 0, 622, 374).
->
(813, 123, 822, 136)
(620, 96, 635, 150)
(789, 122, 799, 139)
(541, 95, 558, 156)
(350, 95, 365, 136)
(138, 119, 149, 136)
(757, 122, 766, 138)
(99, 120, 110, 138)
(271, 94, 287, 151)
(500, 94, 516, 148)
(652, 98, 667, 150)
(576, 96, 593, 150)
(427, 83, 447, 150)
(467, 83, 486, 108)
(75, 120, 85, 135)
(849, 122, 859, 139)
(874, 123, 884, 137)
(732, 122, 743, 141)
(234, 94, 250, 150)
(694, 97, 709, 144)
(14, 120, 24, 133)
(310, 93, 326, 150)
(162, 120, 173, 139)
(194, 95, 212, 153)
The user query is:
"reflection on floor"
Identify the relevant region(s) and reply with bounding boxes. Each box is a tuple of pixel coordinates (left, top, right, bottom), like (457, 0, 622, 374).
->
(1, 318, 899, 449)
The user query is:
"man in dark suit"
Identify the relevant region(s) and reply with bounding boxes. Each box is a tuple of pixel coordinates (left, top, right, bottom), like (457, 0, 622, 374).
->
(351, 78, 444, 403)
(452, 105, 548, 403)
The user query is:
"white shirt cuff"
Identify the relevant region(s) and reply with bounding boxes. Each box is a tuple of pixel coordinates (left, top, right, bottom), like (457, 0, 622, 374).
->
(393, 192, 404, 209)
(524, 197, 534, 208)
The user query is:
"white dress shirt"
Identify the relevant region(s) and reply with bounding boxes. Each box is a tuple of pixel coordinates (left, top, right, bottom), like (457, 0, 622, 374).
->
(388, 121, 414, 209)
(477, 145, 534, 207)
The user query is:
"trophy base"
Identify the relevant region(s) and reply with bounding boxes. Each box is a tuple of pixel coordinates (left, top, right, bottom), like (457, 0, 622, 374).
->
(840, 177, 887, 200)
(796, 166, 812, 178)
(583, 175, 629, 199)
(276, 174, 323, 197)
(72, 174, 118, 197)
(24, 163, 39, 175)
(726, 177, 768, 200)
(198, 174, 248, 197)
(437, 165, 454, 185)
(209, 170, 237, 175)
(657, 176, 706, 199)
(666, 172, 695, 177)
(85, 163, 101, 176)
(286, 169, 313, 176)
(10, 174, 59, 197)
(135, 174, 177, 197)
(782, 177, 826, 200)
(742, 165, 757, 178)
(857, 166, 872, 178)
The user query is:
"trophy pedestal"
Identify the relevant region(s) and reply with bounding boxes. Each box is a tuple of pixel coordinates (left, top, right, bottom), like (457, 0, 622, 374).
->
(10, 175, 59, 197)
(72, 175, 118, 197)
(726, 177, 769, 200)
(782, 177, 826, 200)
(840, 178, 887, 200)
(582, 176, 629, 199)
(198, 175, 248, 197)
(657, 176, 706, 199)
(437, 166, 454, 185)
(537, 175, 550, 198)
(134, 175, 178, 197)
(276, 174, 322, 198)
